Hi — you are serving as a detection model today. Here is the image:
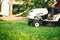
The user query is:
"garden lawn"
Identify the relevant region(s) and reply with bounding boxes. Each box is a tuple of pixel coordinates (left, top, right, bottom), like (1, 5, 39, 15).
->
(0, 20, 60, 40)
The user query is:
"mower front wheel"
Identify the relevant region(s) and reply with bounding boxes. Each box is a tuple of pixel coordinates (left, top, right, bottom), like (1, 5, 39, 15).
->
(33, 20, 42, 27)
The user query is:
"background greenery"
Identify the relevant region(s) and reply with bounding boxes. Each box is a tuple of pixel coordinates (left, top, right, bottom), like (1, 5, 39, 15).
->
(13, 0, 54, 16)
(0, 21, 60, 40)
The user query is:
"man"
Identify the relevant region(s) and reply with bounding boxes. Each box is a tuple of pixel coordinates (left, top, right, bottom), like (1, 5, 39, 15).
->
(48, 0, 60, 17)
(52, 0, 60, 13)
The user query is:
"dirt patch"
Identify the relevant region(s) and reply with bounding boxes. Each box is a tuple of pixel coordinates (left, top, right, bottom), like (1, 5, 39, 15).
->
(0, 17, 28, 21)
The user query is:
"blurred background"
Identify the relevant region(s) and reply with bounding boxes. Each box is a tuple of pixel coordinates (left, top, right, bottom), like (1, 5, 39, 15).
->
(12, 0, 54, 16)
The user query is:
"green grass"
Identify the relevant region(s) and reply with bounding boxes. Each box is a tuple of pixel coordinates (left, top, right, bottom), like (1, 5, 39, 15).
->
(0, 20, 60, 40)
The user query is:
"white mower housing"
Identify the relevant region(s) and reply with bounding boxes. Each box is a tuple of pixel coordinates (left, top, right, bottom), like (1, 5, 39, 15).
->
(27, 8, 48, 19)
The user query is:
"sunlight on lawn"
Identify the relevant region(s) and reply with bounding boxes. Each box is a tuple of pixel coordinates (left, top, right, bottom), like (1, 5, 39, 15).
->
(0, 21, 60, 40)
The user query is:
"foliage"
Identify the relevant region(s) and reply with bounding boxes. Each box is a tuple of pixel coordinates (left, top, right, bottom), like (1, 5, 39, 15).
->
(13, 0, 54, 16)
(0, 21, 60, 40)
(30, 0, 54, 8)
(13, 4, 28, 15)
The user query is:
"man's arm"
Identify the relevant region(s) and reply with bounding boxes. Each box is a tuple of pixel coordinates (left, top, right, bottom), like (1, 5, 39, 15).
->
(50, 1, 57, 8)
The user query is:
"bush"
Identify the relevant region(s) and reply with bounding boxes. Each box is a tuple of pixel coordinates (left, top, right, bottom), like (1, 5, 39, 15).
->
(13, 0, 54, 16)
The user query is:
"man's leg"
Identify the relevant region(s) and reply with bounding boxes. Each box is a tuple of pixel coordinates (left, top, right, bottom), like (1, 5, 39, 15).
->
(54, 7, 60, 14)
(51, 8, 54, 17)
(47, 7, 54, 20)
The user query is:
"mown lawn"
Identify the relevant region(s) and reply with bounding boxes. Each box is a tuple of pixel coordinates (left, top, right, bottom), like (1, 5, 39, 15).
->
(0, 20, 60, 40)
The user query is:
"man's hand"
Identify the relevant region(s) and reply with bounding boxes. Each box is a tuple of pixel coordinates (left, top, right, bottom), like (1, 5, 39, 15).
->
(50, 5, 55, 8)
(48, 3, 53, 7)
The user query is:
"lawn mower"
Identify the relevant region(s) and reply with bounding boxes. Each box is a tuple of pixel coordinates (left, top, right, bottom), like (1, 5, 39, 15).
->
(27, 8, 60, 27)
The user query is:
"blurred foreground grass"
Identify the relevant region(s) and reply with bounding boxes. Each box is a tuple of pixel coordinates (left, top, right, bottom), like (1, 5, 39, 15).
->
(0, 21, 60, 40)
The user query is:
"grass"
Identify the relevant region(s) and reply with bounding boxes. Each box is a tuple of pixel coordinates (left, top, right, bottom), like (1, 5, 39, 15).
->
(0, 20, 60, 40)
